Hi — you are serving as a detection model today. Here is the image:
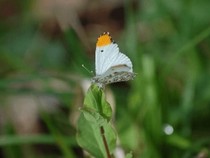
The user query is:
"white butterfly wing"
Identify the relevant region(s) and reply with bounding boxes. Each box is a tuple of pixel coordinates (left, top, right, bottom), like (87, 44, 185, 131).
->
(95, 43, 133, 75)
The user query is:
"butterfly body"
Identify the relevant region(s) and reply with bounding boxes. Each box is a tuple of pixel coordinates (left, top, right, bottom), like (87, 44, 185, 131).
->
(92, 32, 136, 87)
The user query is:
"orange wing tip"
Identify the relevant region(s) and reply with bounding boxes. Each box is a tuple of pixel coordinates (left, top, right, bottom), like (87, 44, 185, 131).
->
(96, 32, 113, 47)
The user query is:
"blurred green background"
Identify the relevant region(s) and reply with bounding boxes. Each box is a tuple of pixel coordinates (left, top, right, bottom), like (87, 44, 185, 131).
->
(0, 0, 210, 157)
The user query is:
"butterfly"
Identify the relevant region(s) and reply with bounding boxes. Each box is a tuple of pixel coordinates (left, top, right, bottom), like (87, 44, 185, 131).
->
(92, 32, 136, 87)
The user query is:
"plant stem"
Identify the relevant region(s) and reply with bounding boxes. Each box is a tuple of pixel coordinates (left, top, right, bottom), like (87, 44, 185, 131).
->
(100, 126, 112, 158)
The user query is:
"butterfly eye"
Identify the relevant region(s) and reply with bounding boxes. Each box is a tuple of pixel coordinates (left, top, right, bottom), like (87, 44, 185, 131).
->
(101, 50, 104, 52)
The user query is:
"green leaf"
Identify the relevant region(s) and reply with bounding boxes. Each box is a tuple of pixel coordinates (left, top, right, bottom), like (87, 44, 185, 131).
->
(76, 84, 116, 158)
(80, 107, 108, 126)
(77, 114, 116, 158)
(83, 84, 112, 121)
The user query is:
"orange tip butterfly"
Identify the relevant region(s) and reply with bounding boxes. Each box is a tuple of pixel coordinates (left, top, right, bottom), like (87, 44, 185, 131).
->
(92, 32, 136, 87)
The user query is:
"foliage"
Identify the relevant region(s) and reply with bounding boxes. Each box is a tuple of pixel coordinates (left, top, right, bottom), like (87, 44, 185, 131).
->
(77, 85, 116, 158)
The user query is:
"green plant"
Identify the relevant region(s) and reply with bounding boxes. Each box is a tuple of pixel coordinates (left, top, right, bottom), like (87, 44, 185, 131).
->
(77, 84, 133, 158)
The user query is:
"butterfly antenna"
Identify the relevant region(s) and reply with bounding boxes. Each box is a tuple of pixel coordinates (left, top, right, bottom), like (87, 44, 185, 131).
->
(82, 64, 94, 75)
